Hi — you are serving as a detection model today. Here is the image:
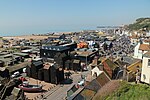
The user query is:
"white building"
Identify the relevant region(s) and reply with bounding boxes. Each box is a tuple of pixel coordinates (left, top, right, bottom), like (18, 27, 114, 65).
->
(129, 36, 139, 46)
(133, 43, 150, 59)
(146, 31, 150, 37)
(141, 51, 150, 84)
(91, 66, 103, 77)
(123, 31, 129, 36)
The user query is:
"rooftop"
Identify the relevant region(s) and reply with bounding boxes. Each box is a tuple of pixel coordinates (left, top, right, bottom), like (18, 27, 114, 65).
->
(43, 62, 55, 69)
(6, 61, 30, 72)
(41, 45, 69, 51)
(139, 44, 150, 51)
(122, 57, 140, 65)
(143, 51, 150, 58)
(0, 54, 13, 58)
(129, 35, 139, 39)
(102, 58, 118, 70)
(144, 39, 150, 43)
(13, 52, 29, 57)
(76, 51, 97, 57)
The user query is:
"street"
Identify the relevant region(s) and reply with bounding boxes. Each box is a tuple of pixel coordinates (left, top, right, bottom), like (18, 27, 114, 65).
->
(44, 71, 90, 100)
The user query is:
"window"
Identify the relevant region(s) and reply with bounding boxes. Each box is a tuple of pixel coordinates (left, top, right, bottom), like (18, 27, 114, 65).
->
(148, 59, 150, 67)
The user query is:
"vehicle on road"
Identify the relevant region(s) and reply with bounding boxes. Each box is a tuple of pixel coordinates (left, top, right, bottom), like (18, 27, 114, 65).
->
(77, 79, 85, 86)
(11, 71, 20, 78)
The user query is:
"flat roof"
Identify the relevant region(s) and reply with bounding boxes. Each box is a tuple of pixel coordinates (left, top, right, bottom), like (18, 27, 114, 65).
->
(76, 51, 97, 57)
(7, 61, 30, 72)
(0, 54, 13, 58)
(122, 57, 141, 65)
(13, 52, 29, 56)
(0, 58, 14, 62)
(0, 52, 10, 56)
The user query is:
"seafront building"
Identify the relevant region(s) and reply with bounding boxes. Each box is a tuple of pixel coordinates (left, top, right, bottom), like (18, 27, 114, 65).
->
(1, 29, 150, 99)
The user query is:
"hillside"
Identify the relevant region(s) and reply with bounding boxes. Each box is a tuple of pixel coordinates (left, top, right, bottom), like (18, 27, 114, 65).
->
(93, 81, 150, 100)
(128, 18, 150, 31)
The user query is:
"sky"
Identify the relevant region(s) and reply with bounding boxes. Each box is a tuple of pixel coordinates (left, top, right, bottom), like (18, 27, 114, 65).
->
(0, 0, 150, 36)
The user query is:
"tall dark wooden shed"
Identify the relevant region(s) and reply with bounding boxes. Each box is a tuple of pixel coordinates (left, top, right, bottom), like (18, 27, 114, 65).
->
(50, 64, 64, 84)
(43, 64, 51, 83)
(72, 60, 81, 71)
(31, 60, 43, 79)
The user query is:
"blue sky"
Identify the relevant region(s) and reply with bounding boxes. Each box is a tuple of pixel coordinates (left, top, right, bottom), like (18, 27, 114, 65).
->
(0, 0, 150, 36)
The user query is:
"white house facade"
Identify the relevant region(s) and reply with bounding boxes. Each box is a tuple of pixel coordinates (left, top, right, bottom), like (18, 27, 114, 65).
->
(91, 66, 103, 77)
(141, 51, 150, 84)
(133, 43, 150, 59)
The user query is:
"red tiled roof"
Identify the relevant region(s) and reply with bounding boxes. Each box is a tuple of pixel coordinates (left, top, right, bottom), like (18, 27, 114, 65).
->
(139, 44, 150, 51)
(144, 39, 150, 43)
(129, 36, 139, 39)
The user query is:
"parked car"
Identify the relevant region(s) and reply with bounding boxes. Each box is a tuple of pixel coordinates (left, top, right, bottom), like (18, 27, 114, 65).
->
(23, 68, 26, 73)
(11, 71, 20, 78)
(77, 79, 85, 86)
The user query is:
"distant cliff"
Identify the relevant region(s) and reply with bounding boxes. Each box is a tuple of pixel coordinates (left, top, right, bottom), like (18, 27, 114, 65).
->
(128, 18, 150, 31)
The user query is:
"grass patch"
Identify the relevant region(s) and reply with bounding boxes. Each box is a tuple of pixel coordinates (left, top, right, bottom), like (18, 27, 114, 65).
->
(105, 82, 150, 100)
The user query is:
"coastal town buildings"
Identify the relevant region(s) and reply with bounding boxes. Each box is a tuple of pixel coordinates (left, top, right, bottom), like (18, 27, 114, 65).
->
(133, 42, 150, 59)
(141, 51, 150, 84)
(1, 28, 150, 99)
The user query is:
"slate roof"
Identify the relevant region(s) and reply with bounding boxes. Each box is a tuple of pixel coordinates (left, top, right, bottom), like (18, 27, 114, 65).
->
(41, 45, 69, 51)
(143, 51, 150, 58)
(102, 58, 118, 70)
(73, 89, 96, 100)
(32, 61, 43, 66)
(85, 79, 101, 92)
(53, 63, 60, 69)
(122, 57, 140, 65)
(73, 72, 110, 100)
(114, 58, 126, 67)
(96, 72, 111, 86)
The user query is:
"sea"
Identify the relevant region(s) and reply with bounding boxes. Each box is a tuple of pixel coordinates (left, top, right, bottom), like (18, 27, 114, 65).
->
(0, 26, 97, 37)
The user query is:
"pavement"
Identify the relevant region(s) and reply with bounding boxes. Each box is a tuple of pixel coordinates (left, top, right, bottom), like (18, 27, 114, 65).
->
(24, 78, 55, 100)
(43, 71, 90, 100)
